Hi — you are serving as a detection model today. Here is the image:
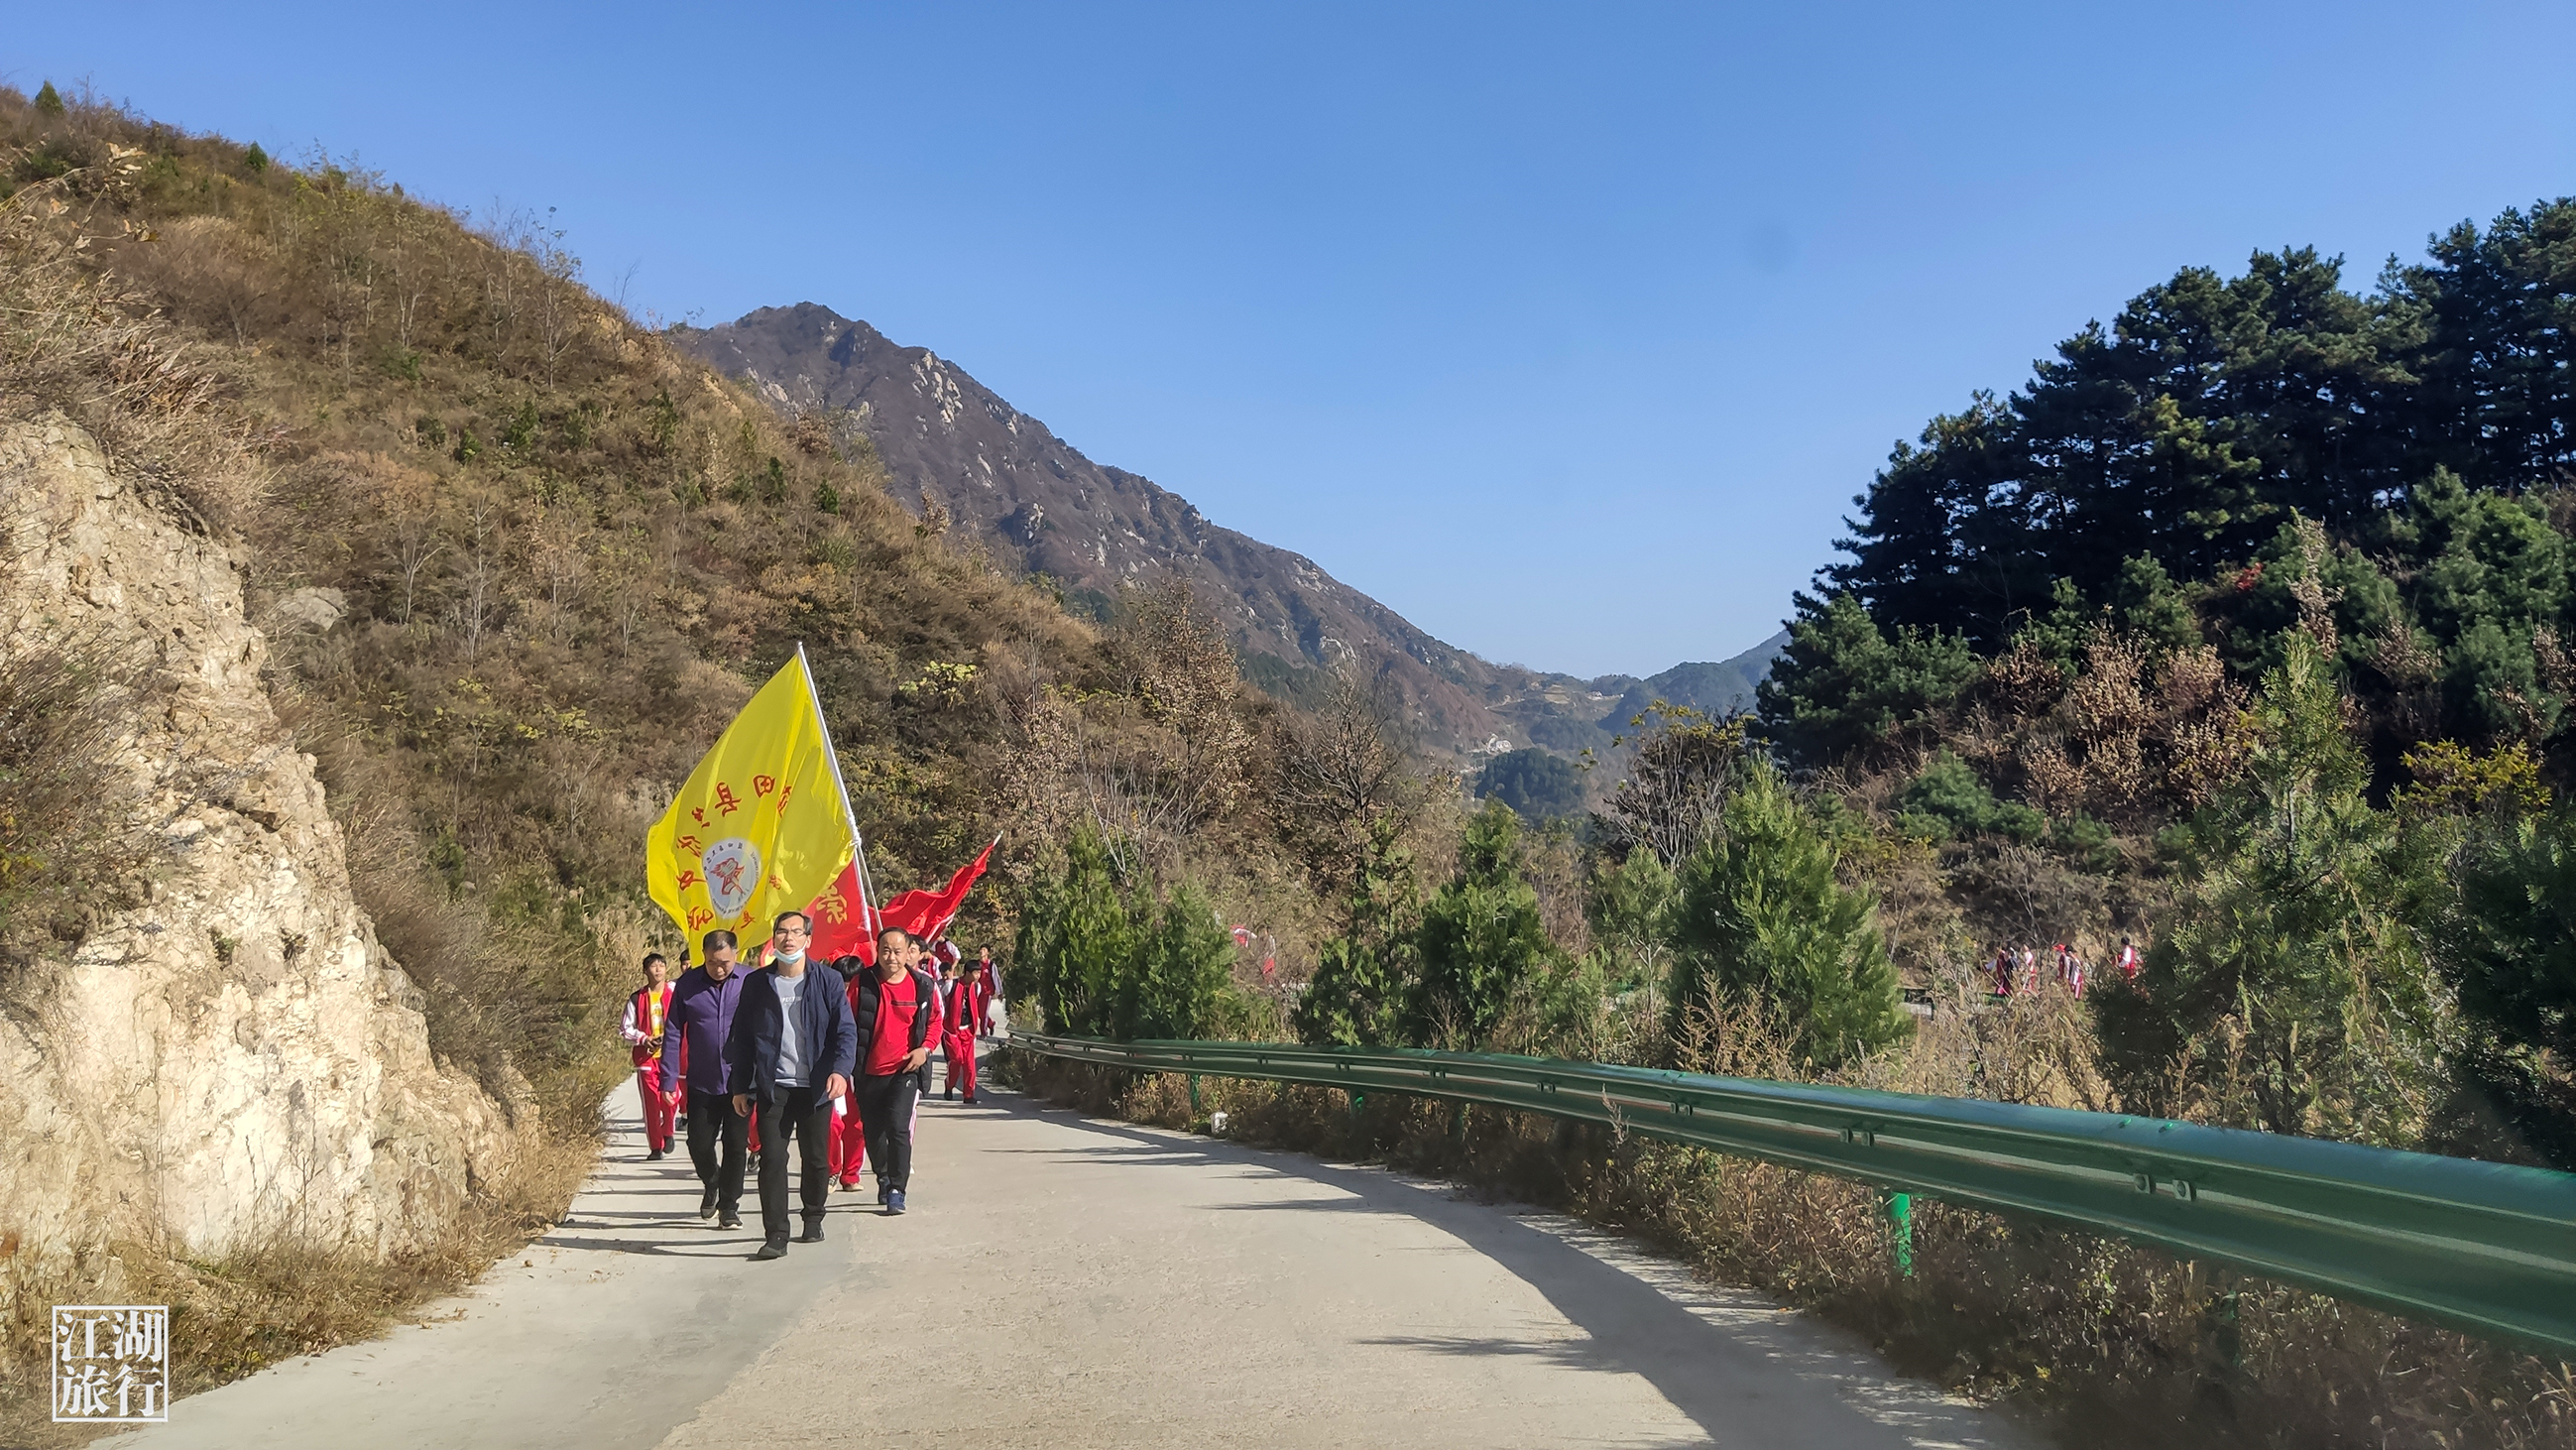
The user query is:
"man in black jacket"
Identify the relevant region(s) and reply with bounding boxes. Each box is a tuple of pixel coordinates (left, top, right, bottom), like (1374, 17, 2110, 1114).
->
(852, 926, 939, 1214)
(727, 911, 858, 1261)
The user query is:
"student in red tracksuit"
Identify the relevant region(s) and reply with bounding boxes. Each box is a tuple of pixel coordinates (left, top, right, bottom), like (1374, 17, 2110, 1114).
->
(971, 946, 999, 1035)
(621, 953, 681, 1160)
(939, 959, 981, 1103)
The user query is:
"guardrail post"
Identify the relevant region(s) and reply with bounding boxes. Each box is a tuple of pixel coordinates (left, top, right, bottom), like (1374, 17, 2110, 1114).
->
(1880, 1190, 1915, 1278)
(1188, 1074, 1202, 1116)
(2207, 1287, 2241, 1371)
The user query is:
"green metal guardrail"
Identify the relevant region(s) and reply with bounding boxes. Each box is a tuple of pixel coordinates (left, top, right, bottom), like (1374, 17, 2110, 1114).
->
(1008, 1031, 2576, 1357)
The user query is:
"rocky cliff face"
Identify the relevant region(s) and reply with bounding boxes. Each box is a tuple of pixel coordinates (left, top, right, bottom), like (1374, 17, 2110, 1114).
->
(0, 418, 516, 1273)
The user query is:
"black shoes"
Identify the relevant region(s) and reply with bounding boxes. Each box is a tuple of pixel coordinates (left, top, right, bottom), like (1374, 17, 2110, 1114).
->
(719, 1210, 743, 1230)
(963, 1094, 978, 1104)
(753, 1240, 787, 1261)
(797, 1220, 826, 1244)
(646, 1148, 664, 1161)
(944, 1088, 956, 1100)
(699, 1184, 719, 1219)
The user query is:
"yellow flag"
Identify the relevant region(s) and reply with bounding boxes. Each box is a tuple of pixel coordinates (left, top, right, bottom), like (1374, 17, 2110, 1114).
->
(646, 652, 855, 943)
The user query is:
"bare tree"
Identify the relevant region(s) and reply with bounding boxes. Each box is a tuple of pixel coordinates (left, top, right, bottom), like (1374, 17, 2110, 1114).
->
(1272, 663, 1428, 914)
(1111, 580, 1250, 835)
(527, 207, 581, 384)
(592, 529, 659, 652)
(384, 202, 431, 352)
(378, 470, 445, 624)
(525, 500, 591, 643)
(1595, 704, 1750, 867)
(454, 504, 499, 662)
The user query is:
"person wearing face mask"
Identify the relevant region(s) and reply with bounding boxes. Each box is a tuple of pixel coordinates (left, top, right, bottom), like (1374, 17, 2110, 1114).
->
(663, 930, 754, 1227)
(729, 911, 858, 1261)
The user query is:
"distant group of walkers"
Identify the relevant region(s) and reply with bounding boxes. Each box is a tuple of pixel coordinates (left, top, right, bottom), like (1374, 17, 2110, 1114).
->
(1983, 937, 2142, 999)
(618, 914, 1001, 1260)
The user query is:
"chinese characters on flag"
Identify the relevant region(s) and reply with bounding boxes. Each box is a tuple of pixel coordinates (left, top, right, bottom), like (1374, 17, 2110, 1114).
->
(645, 654, 855, 945)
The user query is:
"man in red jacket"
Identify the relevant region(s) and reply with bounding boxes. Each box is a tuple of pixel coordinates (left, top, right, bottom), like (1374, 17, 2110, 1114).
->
(939, 957, 981, 1103)
(621, 953, 681, 1160)
(852, 926, 938, 1213)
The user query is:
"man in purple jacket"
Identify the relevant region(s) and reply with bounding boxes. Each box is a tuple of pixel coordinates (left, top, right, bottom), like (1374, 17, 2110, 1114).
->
(662, 929, 752, 1228)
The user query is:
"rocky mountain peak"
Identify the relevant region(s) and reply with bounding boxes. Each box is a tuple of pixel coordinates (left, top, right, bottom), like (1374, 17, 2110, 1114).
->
(673, 305, 1778, 756)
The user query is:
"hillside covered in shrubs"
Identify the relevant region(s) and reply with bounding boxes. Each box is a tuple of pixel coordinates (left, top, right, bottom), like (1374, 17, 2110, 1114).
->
(1743, 203, 2576, 1168)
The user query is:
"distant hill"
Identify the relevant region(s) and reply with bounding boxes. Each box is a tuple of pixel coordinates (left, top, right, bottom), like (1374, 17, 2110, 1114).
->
(1602, 634, 1789, 731)
(673, 303, 1778, 756)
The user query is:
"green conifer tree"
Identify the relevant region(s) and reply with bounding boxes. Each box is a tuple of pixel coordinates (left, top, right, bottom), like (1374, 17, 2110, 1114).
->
(1410, 800, 1556, 1048)
(2093, 634, 2454, 1145)
(1293, 819, 1420, 1047)
(1118, 883, 1235, 1040)
(1015, 825, 1136, 1035)
(1666, 763, 1910, 1069)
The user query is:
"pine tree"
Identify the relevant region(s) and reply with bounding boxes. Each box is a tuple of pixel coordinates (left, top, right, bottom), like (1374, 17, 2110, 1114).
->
(2447, 809, 2576, 1168)
(1118, 883, 1235, 1040)
(1015, 826, 1137, 1036)
(1410, 800, 1556, 1048)
(1293, 818, 1420, 1047)
(2093, 634, 2454, 1145)
(1754, 592, 1978, 771)
(1665, 763, 1910, 1069)
(33, 82, 63, 118)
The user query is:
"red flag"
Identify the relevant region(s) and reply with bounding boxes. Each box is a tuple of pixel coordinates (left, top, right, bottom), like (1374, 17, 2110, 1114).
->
(806, 857, 879, 966)
(878, 839, 996, 945)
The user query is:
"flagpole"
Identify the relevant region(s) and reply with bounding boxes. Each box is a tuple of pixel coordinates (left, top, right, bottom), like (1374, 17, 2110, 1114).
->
(795, 641, 868, 890)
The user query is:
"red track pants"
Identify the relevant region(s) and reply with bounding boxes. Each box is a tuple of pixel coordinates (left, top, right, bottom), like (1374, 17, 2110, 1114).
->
(635, 1068, 678, 1152)
(827, 1093, 867, 1184)
(943, 1029, 978, 1098)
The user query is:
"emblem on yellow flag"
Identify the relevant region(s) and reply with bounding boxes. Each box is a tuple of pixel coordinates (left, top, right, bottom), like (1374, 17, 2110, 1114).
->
(646, 649, 857, 941)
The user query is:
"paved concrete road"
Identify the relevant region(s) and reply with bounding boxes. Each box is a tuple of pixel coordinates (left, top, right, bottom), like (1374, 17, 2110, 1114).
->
(121, 1061, 2034, 1450)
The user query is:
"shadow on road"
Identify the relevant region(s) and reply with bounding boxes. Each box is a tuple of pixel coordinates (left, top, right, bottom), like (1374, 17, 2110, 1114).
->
(1000, 1094, 2025, 1450)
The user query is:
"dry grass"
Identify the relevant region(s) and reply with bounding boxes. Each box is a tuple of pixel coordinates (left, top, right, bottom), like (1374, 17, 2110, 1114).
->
(1006, 1007, 2576, 1450)
(0, 76, 1126, 1439)
(0, 1120, 596, 1447)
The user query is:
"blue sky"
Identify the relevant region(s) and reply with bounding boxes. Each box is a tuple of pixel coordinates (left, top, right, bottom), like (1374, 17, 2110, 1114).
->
(12, 4, 2574, 676)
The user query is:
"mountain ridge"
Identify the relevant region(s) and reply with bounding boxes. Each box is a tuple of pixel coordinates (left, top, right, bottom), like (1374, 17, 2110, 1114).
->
(673, 302, 1779, 756)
